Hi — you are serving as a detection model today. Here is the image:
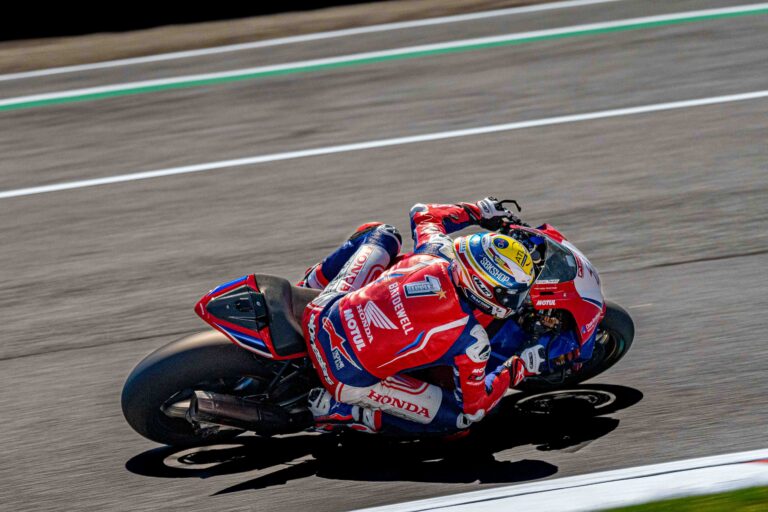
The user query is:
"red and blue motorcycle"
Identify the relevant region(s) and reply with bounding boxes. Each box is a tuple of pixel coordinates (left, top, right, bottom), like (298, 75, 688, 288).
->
(121, 215, 635, 446)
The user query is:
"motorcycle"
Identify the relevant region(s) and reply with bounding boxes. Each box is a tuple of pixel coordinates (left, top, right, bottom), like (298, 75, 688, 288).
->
(121, 213, 635, 447)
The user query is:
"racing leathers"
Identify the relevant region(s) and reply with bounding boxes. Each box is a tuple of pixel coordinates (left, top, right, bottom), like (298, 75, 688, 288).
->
(301, 202, 536, 435)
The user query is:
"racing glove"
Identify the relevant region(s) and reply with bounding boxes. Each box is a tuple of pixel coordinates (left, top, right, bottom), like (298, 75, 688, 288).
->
(503, 356, 527, 387)
(520, 344, 548, 374)
(504, 344, 547, 387)
(476, 197, 512, 230)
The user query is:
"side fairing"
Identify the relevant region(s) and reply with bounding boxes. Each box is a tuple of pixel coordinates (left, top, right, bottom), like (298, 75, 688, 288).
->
(561, 239, 606, 335)
(526, 234, 606, 344)
(195, 274, 307, 360)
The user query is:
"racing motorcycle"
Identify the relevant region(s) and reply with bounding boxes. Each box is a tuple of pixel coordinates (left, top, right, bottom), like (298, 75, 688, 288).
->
(121, 210, 635, 446)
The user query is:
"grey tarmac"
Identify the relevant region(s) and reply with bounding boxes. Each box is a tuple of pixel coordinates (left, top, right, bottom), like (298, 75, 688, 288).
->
(0, 1, 766, 511)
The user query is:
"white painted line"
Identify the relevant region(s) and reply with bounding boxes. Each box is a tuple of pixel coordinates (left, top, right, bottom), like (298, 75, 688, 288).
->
(2, 89, 768, 200)
(0, 0, 625, 82)
(353, 448, 768, 512)
(3, 3, 767, 109)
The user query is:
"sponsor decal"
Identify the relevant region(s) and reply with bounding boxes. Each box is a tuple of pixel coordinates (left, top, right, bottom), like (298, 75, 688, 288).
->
(308, 313, 334, 386)
(337, 245, 385, 292)
(494, 237, 509, 249)
(355, 300, 397, 343)
(331, 348, 345, 370)
(465, 290, 488, 309)
(342, 309, 366, 351)
(479, 256, 511, 284)
(536, 299, 556, 307)
(366, 390, 430, 418)
(323, 317, 361, 370)
(471, 275, 493, 298)
(388, 282, 414, 335)
(584, 313, 601, 334)
(404, 275, 444, 298)
(340, 245, 373, 291)
(536, 279, 560, 284)
(363, 301, 397, 330)
(355, 304, 374, 343)
(575, 255, 584, 278)
(515, 250, 529, 268)
(465, 290, 506, 317)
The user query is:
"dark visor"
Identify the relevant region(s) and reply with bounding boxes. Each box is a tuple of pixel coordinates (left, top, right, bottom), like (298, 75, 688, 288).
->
(493, 285, 529, 311)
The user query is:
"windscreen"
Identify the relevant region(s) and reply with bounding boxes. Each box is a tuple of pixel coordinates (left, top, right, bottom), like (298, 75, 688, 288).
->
(536, 238, 578, 283)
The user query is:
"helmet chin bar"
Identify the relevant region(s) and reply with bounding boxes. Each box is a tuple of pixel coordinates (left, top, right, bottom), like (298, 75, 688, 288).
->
(493, 285, 529, 312)
(462, 287, 514, 318)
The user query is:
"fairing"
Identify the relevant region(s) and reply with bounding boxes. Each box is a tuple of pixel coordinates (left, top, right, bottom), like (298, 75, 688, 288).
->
(518, 225, 606, 344)
(195, 274, 305, 360)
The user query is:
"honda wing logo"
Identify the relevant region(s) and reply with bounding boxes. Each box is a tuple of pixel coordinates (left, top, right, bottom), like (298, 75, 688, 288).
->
(363, 301, 397, 330)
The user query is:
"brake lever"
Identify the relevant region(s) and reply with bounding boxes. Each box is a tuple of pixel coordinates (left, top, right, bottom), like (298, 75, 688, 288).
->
(498, 199, 522, 212)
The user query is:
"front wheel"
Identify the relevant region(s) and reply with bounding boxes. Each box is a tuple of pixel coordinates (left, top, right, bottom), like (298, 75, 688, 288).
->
(518, 300, 635, 392)
(121, 331, 275, 446)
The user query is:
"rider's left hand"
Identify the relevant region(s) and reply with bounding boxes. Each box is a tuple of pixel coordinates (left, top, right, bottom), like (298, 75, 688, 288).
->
(519, 344, 548, 375)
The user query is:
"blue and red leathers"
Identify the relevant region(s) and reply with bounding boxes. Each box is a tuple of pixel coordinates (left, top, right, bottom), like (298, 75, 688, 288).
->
(301, 203, 530, 435)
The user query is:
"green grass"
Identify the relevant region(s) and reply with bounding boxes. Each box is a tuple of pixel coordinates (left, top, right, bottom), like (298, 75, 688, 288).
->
(606, 486, 768, 511)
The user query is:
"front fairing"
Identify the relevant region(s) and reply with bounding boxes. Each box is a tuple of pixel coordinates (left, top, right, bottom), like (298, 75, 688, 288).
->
(497, 226, 606, 346)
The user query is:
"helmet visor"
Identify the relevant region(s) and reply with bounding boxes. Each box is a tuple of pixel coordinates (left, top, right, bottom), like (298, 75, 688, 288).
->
(493, 285, 529, 312)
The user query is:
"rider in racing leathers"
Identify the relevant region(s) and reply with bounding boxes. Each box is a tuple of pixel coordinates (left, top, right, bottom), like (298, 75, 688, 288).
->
(300, 197, 551, 435)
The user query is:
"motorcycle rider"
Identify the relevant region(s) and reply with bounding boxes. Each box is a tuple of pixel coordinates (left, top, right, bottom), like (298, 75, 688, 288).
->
(300, 197, 549, 435)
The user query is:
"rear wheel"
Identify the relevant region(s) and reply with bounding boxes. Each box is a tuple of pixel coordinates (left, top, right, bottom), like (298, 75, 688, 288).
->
(518, 300, 635, 392)
(121, 331, 278, 446)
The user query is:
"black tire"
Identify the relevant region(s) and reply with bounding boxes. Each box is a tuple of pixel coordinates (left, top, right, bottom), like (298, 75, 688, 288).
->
(518, 300, 635, 392)
(121, 331, 273, 447)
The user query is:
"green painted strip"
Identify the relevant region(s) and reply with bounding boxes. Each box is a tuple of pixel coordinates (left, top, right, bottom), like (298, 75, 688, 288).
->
(2, 7, 767, 112)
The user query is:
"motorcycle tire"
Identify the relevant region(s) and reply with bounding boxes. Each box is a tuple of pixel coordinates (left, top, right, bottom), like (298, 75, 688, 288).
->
(121, 330, 273, 446)
(518, 300, 635, 392)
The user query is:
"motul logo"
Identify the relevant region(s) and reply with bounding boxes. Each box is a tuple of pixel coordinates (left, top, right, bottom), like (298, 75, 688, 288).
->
(367, 390, 430, 418)
(343, 308, 366, 351)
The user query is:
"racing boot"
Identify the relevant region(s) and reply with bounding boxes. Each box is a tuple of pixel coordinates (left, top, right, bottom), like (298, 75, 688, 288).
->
(308, 388, 381, 433)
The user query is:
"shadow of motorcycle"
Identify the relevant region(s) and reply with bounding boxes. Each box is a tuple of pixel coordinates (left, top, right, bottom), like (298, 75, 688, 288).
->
(125, 384, 642, 493)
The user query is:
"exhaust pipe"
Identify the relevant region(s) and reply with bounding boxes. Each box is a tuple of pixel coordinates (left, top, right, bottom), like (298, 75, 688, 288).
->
(189, 391, 311, 435)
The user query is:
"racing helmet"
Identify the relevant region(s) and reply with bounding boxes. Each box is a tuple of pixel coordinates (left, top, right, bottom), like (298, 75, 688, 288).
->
(452, 233, 535, 318)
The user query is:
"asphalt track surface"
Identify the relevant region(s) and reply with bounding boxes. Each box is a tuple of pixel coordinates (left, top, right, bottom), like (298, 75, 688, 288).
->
(1, 1, 766, 510)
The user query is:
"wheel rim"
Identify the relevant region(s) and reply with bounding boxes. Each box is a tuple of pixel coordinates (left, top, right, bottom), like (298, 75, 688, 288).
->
(515, 389, 618, 415)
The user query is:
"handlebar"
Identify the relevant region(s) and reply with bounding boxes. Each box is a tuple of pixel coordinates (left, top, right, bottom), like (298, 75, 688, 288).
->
(494, 198, 530, 231)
